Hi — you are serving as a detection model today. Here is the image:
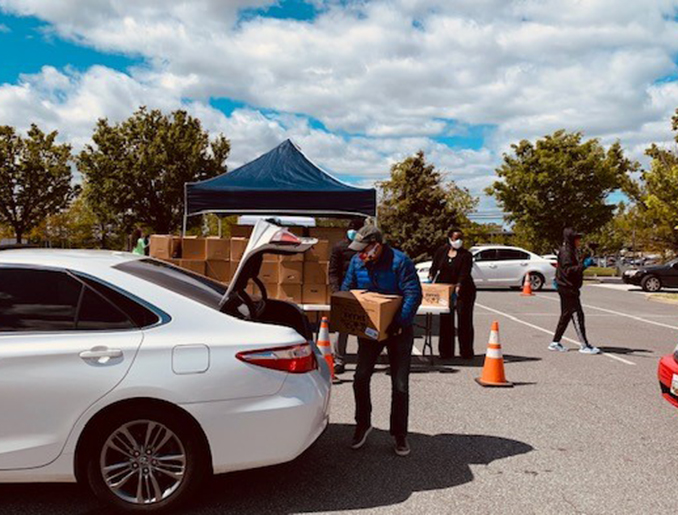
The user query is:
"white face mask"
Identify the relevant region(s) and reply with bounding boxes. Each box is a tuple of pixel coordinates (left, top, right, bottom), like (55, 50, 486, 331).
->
(450, 239, 463, 250)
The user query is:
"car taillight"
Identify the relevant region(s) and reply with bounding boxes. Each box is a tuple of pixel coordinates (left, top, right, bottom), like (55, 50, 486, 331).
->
(271, 229, 301, 245)
(550, 262, 558, 268)
(236, 343, 317, 373)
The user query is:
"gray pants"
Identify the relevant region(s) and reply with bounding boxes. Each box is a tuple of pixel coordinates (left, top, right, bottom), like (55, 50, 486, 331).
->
(333, 332, 349, 365)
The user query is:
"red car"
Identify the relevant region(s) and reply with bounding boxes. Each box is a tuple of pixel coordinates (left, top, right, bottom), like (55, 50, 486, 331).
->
(658, 345, 678, 408)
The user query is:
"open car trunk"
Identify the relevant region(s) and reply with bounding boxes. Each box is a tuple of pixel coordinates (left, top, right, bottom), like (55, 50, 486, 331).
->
(219, 219, 318, 340)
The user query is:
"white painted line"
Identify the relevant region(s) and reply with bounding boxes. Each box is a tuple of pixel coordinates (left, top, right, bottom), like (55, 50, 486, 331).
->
(536, 294, 678, 331)
(476, 302, 636, 366)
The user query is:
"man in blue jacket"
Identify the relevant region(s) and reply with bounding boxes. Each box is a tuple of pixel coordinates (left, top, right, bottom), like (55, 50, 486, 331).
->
(341, 225, 423, 457)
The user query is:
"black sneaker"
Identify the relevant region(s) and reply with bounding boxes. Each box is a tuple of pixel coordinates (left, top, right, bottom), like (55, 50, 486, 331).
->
(394, 436, 410, 457)
(334, 363, 346, 375)
(351, 425, 372, 450)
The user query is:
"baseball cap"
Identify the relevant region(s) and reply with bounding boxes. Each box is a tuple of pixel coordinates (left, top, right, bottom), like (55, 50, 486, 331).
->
(349, 225, 383, 251)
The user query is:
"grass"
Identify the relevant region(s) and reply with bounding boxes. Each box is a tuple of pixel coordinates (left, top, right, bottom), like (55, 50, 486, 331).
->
(648, 293, 678, 304)
(583, 267, 618, 277)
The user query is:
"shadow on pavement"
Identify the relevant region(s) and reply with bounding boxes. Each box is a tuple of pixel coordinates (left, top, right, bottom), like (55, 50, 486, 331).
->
(189, 424, 533, 514)
(598, 346, 655, 358)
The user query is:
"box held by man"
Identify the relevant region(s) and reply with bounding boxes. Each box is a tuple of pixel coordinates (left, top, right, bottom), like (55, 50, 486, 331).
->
(330, 290, 402, 341)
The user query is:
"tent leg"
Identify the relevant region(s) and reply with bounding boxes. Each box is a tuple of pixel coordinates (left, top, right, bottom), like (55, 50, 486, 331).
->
(218, 216, 222, 238)
(182, 213, 188, 237)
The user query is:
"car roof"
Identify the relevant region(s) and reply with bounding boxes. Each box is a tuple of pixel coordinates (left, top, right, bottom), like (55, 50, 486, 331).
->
(0, 248, 143, 273)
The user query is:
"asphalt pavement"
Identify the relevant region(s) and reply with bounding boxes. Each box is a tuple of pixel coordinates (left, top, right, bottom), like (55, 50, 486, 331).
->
(2, 284, 677, 515)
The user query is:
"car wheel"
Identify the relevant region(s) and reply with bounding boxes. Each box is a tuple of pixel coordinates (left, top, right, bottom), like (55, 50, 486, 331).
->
(85, 405, 209, 513)
(528, 273, 545, 291)
(641, 275, 662, 293)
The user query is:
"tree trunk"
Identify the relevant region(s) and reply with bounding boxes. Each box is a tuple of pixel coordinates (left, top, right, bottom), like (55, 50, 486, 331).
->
(14, 228, 22, 245)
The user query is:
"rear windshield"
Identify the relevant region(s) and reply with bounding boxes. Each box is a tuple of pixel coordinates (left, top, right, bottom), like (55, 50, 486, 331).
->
(115, 259, 226, 310)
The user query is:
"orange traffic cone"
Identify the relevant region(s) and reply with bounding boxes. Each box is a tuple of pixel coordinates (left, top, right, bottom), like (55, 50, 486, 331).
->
(475, 321, 513, 387)
(521, 272, 534, 296)
(317, 317, 335, 381)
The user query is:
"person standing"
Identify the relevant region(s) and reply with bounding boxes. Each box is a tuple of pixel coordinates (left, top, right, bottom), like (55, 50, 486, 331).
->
(428, 228, 477, 360)
(328, 218, 364, 375)
(130, 228, 147, 256)
(341, 225, 422, 457)
(549, 228, 600, 354)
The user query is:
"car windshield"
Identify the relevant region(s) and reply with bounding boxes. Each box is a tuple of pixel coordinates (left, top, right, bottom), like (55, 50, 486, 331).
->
(115, 259, 226, 310)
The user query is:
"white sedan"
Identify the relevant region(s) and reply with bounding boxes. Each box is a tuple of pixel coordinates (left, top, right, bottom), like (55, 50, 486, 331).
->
(416, 245, 556, 290)
(0, 220, 330, 512)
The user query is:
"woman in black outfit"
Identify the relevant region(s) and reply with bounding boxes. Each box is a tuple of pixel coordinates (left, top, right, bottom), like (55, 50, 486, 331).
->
(428, 228, 477, 359)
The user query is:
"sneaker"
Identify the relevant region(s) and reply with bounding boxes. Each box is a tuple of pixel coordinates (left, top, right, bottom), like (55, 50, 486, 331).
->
(394, 436, 410, 457)
(548, 342, 567, 352)
(334, 363, 346, 375)
(579, 345, 601, 355)
(351, 425, 372, 450)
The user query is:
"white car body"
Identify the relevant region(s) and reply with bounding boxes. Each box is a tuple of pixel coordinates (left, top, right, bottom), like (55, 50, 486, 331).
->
(0, 221, 330, 495)
(416, 245, 556, 290)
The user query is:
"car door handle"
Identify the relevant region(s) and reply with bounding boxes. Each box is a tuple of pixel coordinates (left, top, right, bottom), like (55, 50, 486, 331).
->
(79, 347, 123, 362)
(489, 264, 497, 269)
(520, 262, 528, 266)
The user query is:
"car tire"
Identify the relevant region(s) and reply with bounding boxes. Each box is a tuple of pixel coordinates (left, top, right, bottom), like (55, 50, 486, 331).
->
(85, 405, 210, 513)
(528, 273, 545, 291)
(641, 275, 662, 293)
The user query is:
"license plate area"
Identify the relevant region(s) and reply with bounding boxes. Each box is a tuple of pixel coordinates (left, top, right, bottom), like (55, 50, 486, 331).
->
(671, 374, 678, 397)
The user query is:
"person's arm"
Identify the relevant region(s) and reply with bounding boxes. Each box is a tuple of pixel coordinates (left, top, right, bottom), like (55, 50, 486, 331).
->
(456, 250, 473, 292)
(559, 247, 584, 281)
(428, 246, 442, 282)
(341, 255, 358, 291)
(328, 243, 343, 293)
(396, 257, 423, 327)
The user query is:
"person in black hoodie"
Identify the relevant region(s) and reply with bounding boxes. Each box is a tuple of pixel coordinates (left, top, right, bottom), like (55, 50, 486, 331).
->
(328, 218, 365, 374)
(549, 228, 600, 354)
(428, 227, 476, 359)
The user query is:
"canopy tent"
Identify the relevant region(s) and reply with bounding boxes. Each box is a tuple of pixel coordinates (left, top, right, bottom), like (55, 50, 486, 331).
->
(184, 139, 377, 231)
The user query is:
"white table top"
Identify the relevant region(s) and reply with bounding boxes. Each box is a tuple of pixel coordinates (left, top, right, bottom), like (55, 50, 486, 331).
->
(300, 304, 450, 315)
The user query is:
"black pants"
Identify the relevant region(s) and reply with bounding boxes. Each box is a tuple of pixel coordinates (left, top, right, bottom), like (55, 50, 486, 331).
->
(439, 287, 476, 359)
(354, 326, 414, 438)
(552, 287, 589, 345)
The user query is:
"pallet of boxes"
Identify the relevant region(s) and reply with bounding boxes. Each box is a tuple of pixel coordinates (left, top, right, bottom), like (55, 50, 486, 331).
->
(148, 232, 333, 305)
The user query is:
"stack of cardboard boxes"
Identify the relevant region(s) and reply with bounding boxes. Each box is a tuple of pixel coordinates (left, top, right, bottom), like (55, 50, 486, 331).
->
(149, 234, 331, 304)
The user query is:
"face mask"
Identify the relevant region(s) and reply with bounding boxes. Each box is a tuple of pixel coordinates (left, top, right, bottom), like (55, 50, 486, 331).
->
(360, 243, 382, 263)
(347, 229, 357, 241)
(450, 239, 463, 250)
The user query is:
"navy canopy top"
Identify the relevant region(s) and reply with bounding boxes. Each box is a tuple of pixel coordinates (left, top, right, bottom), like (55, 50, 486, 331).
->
(186, 139, 376, 218)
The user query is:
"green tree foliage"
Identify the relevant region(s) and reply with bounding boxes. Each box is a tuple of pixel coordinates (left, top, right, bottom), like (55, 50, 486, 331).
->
(0, 124, 74, 242)
(486, 130, 639, 253)
(378, 151, 478, 262)
(29, 194, 99, 248)
(78, 107, 230, 236)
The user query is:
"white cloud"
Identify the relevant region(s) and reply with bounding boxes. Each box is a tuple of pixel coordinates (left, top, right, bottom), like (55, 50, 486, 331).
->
(2, 0, 678, 212)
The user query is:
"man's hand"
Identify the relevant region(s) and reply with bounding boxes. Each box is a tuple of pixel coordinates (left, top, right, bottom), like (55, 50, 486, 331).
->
(386, 318, 402, 337)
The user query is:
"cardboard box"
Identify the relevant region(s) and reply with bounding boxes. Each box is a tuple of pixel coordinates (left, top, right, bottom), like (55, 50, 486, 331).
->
(278, 283, 302, 303)
(421, 284, 456, 308)
(303, 284, 328, 304)
(259, 262, 279, 283)
(278, 261, 303, 284)
(229, 261, 241, 280)
(150, 235, 178, 259)
(305, 240, 330, 262)
(205, 237, 230, 260)
(263, 253, 280, 263)
(330, 290, 402, 341)
(160, 257, 181, 267)
(280, 252, 304, 262)
(182, 237, 206, 260)
(205, 260, 230, 282)
(231, 237, 249, 261)
(304, 261, 329, 284)
(179, 259, 206, 276)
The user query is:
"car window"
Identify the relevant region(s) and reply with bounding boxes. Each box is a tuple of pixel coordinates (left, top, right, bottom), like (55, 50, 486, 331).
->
(474, 249, 497, 262)
(115, 259, 226, 310)
(495, 249, 530, 261)
(77, 287, 136, 331)
(0, 268, 81, 332)
(77, 275, 160, 328)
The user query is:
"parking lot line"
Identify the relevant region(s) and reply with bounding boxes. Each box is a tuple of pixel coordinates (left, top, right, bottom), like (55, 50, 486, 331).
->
(536, 294, 678, 331)
(476, 302, 636, 366)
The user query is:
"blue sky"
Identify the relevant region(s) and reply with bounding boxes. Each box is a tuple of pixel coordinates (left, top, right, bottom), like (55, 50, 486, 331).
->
(1, 0, 677, 224)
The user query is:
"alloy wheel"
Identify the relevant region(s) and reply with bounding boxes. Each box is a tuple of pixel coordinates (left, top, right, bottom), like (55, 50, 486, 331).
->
(99, 420, 186, 505)
(530, 274, 544, 291)
(645, 277, 661, 292)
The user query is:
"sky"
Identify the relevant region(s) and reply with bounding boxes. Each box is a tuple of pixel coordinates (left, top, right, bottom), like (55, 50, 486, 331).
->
(2, 0, 678, 223)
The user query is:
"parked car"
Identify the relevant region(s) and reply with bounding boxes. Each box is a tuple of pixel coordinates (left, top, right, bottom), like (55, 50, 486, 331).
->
(416, 245, 556, 290)
(658, 344, 678, 408)
(622, 258, 678, 292)
(0, 220, 331, 513)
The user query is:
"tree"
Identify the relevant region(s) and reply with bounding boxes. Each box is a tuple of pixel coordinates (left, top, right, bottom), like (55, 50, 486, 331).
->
(486, 130, 639, 254)
(378, 151, 478, 262)
(78, 107, 230, 236)
(29, 194, 100, 249)
(0, 125, 74, 242)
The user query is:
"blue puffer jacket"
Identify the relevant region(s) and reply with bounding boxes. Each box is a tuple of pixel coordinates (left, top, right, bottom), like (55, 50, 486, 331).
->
(341, 245, 423, 327)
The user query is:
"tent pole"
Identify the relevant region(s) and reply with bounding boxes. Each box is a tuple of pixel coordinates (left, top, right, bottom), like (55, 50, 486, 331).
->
(218, 216, 222, 237)
(182, 183, 188, 237)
